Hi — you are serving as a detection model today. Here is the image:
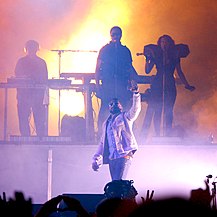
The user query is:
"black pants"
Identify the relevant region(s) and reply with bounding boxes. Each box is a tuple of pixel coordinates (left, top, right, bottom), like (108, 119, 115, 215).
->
(17, 93, 46, 136)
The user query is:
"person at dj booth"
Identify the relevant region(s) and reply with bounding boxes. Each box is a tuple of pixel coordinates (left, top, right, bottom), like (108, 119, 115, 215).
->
(14, 40, 48, 136)
(92, 80, 141, 181)
(95, 26, 138, 137)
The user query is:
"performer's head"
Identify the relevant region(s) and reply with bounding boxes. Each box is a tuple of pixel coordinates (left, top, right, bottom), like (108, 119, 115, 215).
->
(109, 98, 123, 114)
(157, 35, 175, 51)
(110, 26, 122, 43)
(24, 40, 39, 55)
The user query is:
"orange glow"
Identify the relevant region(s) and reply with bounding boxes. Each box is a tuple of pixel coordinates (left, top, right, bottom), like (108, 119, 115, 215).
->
(39, 1, 132, 134)
(2, 0, 215, 138)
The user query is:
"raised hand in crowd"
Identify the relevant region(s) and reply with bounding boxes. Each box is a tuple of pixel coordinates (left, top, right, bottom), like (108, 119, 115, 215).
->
(1, 191, 33, 217)
(141, 190, 154, 205)
(61, 195, 90, 217)
(190, 179, 214, 208)
(35, 195, 62, 217)
(35, 195, 90, 217)
(0, 192, 7, 216)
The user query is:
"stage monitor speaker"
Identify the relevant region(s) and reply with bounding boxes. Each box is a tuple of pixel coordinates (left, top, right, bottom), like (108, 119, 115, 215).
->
(32, 204, 42, 216)
(60, 115, 86, 142)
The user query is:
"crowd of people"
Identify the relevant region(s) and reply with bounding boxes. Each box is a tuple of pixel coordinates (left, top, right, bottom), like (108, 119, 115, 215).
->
(1, 179, 216, 217)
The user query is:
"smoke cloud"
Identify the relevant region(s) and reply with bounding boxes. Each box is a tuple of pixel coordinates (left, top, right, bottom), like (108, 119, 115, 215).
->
(0, 0, 217, 139)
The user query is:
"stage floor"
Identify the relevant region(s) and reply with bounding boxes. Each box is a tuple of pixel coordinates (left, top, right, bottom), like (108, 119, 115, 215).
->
(0, 137, 217, 204)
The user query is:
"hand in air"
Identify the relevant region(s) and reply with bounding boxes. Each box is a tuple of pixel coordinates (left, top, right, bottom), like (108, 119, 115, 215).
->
(35, 195, 63, 217)
(141, 190, 154, 204)
(61, 196, 90, 217)
(128, 80, 139, 93)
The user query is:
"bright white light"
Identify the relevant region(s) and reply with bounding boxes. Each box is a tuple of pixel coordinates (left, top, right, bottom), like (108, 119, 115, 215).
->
(60, 90, 84, 117)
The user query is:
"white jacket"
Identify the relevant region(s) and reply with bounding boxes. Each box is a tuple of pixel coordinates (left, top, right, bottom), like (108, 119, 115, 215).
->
(93, 93, 141, 164)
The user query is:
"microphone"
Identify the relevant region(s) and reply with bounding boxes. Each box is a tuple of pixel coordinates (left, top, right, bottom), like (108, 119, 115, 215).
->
(136, 52, 144, 56)
(206, 175, 213, 179)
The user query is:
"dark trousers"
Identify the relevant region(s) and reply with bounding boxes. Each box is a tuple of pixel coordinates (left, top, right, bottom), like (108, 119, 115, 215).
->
(141, 85, 177, 139)
(108, 157, 131, 180)
(17, 95, 46, 136)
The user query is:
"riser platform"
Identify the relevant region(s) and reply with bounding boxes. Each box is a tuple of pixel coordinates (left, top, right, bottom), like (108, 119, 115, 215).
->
(0, 138, 216, 204)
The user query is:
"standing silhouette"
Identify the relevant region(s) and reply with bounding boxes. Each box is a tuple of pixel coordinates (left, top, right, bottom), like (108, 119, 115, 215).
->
(15, 40, 48, 136)
(141, 35, 195, 140)
(95, 26, 138, 137)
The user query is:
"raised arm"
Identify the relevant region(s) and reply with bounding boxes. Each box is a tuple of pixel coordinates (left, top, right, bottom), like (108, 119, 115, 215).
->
(126, 80, 141, 121)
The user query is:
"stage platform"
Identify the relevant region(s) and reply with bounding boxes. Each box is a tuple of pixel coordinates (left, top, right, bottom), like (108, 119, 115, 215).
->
(0, 136, 216, 205)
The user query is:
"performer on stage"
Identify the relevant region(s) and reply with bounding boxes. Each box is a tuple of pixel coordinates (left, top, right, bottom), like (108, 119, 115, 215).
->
(141, 35, 195, 139)
(15, 40, 48, 136)
(92, 80, 141, 181)
(95, 26, 138, 137)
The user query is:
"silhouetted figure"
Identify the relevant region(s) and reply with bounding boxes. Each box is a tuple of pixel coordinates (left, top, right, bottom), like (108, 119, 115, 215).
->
(35, 195, 90, 217)
(141, 35, 195, 140)
(190, 179, 214, 209)
(129, 196, 216, 217)
(95, 26, 138, 137)
(92, 81, 141, 180)
(96, 197, 137, 217)
(15, 40, 48, 136)
(0, 191, 32, 217)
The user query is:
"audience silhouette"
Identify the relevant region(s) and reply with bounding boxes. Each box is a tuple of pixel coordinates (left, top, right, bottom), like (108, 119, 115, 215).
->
(1, 180, 216, 217)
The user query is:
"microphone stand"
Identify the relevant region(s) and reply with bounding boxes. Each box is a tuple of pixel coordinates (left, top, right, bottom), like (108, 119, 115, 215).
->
(114, 42, 118, 99)
(51, 50, 64, 135)
(51, 49, 97, 136)
(162, 50, 166, 136)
